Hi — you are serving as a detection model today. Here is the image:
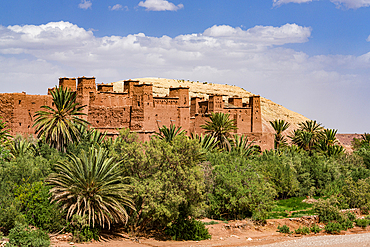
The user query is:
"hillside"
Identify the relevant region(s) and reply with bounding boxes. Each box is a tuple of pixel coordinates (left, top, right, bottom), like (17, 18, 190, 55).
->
(111, 78, 310, 133)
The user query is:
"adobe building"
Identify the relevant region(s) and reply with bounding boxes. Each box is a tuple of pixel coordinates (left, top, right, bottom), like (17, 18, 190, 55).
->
(0, 77, 273, 150)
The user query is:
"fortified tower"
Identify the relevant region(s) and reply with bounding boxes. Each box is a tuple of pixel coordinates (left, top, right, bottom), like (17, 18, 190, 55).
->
(250, 95, 262, 133)
(208, 95, 223, 113)
(59, 78, 77, 92)
(77, 77, 96, 117)
(169, 87, 190, 132)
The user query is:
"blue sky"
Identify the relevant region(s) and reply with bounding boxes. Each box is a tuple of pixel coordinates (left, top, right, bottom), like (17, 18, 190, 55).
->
(1, 0, 370, 133)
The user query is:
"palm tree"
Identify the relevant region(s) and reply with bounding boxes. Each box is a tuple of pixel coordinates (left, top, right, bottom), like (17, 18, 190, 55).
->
(0, 117, 11, 145)
(190, 133, 218, 151)
(290, 120, 324, 152)
(269, 119, 291, 149)
(229, 134, 258, 157)
(47, 146, 135, 229)
(201, 112, 237, 150)
(154, 124, 186, 142)
(33, 86, 89, 152)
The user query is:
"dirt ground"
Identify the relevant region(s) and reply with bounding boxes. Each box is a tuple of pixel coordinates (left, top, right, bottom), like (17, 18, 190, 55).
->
(49, 216, 370, 247)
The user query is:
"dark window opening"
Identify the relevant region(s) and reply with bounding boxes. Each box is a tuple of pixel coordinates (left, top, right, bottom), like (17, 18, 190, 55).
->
(18, 100, 21, 104)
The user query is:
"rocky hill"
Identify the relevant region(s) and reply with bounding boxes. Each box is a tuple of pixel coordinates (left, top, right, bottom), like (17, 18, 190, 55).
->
(111, 78, 310, 133)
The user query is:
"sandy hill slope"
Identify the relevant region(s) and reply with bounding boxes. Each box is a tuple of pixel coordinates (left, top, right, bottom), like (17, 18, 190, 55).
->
(111, 78, 310, 133)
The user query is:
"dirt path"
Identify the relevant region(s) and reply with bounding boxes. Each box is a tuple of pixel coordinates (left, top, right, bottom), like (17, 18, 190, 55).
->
(50, 218, 370, 247)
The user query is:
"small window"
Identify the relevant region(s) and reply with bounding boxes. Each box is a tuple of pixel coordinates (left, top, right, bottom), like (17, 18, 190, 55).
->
(18, 100, 21, 104)
(19, 123, 21, 126)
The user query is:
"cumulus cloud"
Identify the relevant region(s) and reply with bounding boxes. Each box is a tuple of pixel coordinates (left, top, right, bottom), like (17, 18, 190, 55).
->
(0, 21, 370, 132)
(78, 0, 92, 9)
(138, 0, 184, 11)
(109, 4, 127, 11)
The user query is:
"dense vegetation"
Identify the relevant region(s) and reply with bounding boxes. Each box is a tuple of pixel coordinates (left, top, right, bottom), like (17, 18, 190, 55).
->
(1, 86, 370, 244)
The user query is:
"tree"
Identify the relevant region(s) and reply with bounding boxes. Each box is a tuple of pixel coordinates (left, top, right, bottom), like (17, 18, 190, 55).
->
(201, 112, 237, 150)
(269, 119, 290, 149)
(290, 120, 324, 152)
(47, 146, 134, 228)
(33, 86, 89, 152)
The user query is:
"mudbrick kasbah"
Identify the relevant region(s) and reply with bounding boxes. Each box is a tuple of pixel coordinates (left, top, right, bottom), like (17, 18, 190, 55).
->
(0, 77, 273, 150)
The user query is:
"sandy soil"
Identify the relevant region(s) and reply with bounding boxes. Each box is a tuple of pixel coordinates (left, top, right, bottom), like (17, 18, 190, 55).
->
(50, 217, 370, 247)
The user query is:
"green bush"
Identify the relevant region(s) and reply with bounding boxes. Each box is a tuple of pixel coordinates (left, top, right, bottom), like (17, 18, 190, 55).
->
(15, 182, 66, 232)
(165, 217, 211, 241)
(7, 223, 50, 247)
(310, 224, 322, 234)
(355, 219, 370, 228)
(325, 222, 342, 234)
(313, 197, 343, 223)
(277, 225, 291, 234)
(347, 212, 357, 221)
(205, 152, 276, 222)
(69, 215, 100, 242)
(342, 178, 370, 213)
(0, 201, 26, 235)
(294, 226, 310, 235)
(340, 219, 354, 230)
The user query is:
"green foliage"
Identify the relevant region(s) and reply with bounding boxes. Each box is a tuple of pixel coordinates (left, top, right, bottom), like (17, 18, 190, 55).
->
(277, 225, 291, 234)
(325, 222, 342, 234)
(47, 146, 134, 228)
(203, 221, 219, 226)
(310, 224, 322, 234)
(190, 133, 218, 152)
(228, 134, 259, 157)
(7, 223, 50, 247)
(269, 197, 315, 219)
(340, 219, 354, 230)
(269, 119, 290, 149)
(205, 152, 276, 222)
(347, 212, 356, 221)
(33, 86, 89, 152)
(294, 226, 310, 235)
(257, 151, 299, 198)
(15, 182, 65, 232)
(0, 201, 26, 235)
(355, 218, 370, 228)
(313, 197, 343, 223)
(165, 206, 210, 241)
(113, 134, 205, 231)
(342, 177, 370, 213)
(155, 124, 186, 142)
(69, 215, 100, 242)
(201, 112, 237, 150)
(0, 117, 11, 146)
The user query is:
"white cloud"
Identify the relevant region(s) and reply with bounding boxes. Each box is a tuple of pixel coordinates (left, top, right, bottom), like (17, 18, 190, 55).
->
(78, 0, 92, 9)
(273, 0, 370, 8)
(273, 0, 313, 7)
(330, 0, 370, 8)
(109, 4, 127, 11)
(0, 21, 370, 132)
(138, 0, 184, 11)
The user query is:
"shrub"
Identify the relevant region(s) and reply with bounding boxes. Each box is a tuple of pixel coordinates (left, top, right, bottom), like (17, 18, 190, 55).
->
(277, 225, 291, 234)
(206, 152, 276, 223)
(342, 177, 370, 213)
(325, 222, 342, 234)
(7, 223, 50, 247)
(15, 182, 66, 232)
(340, 219, 354, 230)
(69, 215, 100, 242)
(0, 201, 26, 235)
(355, 219, 370, 228)
(347, 212, 357, 222)
(313, 197, 343, 223)
(165, 217, 211, 241)
(310, 224, 322, 234)
(294, 226, 310, 235)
